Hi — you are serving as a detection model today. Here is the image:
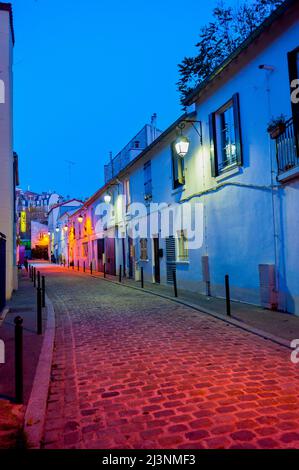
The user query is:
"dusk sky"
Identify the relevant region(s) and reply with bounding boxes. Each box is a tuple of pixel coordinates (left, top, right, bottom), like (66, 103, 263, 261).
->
(13, 0, 239, 199)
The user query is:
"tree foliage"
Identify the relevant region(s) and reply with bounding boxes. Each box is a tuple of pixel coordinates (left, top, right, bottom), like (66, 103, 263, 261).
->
(177, 0, 284, 104)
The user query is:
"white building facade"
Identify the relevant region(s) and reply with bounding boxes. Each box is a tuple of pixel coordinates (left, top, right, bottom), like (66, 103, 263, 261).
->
(65, 0, 299, 315)
(0, 3, 17, 306)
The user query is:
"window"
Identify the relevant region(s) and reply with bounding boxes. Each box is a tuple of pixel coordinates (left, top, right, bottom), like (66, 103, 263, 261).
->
(288, 47, 299, 154)
(209, 93, 242, 176)
(82, 242, 88, 257)
(144, 161, 152, 201)
(171, 143, 185, 189)
(124, 179, 131, 211)
(177, 230, 188, 261)
(140, 238, 148, 261)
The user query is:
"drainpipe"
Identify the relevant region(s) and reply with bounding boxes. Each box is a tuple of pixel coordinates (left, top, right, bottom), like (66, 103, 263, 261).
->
(262, 66, 284, 310)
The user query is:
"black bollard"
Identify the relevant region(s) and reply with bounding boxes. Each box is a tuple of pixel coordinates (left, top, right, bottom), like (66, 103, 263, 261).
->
(42, 276, 46, 308)
(119, 265, 122, 283)
(64, 260, 66, 268)
(37, 271, 41, 289)
(173, 270, 178, 298)
(90, 262, 93, 275)
(14, 316, 23, 404)
(83, 261, 85, 273)
(30, 266, 33, 282)
(72, 261, 74, 270)
(37, 287, 42, 335)
(225, 274, 231, 317)
(77, 260, 80, 271)
(103, 263, 106, 278)
(33, 267, 36, 287)
(141, 266, 144, 288)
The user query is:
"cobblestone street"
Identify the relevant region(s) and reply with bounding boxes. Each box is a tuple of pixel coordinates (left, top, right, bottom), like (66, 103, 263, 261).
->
(41, 265, 299, 449)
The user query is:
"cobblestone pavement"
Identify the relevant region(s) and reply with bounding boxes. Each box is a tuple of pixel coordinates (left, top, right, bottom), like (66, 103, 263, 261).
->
(41, 266, 299, 449)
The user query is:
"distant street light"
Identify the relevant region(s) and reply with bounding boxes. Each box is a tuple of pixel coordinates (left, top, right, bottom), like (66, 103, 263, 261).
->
(77, 214, 83, 223)
(55, 226, 59, 233)
(63, 225, 68, 232)
(104, 193, 112, 204)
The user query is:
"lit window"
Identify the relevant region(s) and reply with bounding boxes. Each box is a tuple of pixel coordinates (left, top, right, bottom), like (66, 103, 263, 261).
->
(82, 242, 88, 257)
(171, 143, 185, 189)
(209, 93, 242, 176)
(140, 238, 148, 261)
(177, 230, 188, 261)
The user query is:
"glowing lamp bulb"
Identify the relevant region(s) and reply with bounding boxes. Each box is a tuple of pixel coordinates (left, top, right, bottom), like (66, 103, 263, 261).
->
(104, 193, 112, 204)
(55, 226, 59, 232)
(77, 215, 83, 223)
(63, 225, 68, 231)
(175, 135, 190, 157)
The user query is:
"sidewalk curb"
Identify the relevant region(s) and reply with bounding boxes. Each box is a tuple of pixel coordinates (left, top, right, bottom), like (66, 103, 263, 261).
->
(23, 294, 55, 449)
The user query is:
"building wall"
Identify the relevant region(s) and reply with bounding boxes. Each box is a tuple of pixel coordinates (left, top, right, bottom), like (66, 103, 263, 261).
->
(66, 7, 299, 315)
(0, 8, 15, 299)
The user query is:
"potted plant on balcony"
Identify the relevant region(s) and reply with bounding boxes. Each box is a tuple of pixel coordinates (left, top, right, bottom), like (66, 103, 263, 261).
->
(267, 115, 286, 139)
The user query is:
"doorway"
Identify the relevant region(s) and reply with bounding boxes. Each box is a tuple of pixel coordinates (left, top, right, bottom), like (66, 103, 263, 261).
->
(153, 237, 160, 283)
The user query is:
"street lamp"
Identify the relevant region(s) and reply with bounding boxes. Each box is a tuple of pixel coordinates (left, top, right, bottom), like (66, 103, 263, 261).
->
(63, 224, 68, 232)
(175, 135, 190, 158)
(104, 193, 112, 204)
(77, 214, 83, 223)
(55, 226, 59, 233)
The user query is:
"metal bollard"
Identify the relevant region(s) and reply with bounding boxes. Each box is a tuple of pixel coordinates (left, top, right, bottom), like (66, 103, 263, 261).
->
(14, 316, 23, 404)
(173, 270, 178, 298)
(64, 260, 66, 268)
(72, 262, 74, 270)
(90, 262, 93, 275)
(225, 274, 231, 317)
(37, 271, 41, 289)
(68, 260, 69, 269)
(33, 267, 36, 287)
(83, 261, 85, 273)
(141, 266, 144, 288)
(42, 275, 46, 308)
(77, 260, 80, 271)
(103, 263, 106, 278)
(119, 265, 122, 283)
(37, 287, 42, 335)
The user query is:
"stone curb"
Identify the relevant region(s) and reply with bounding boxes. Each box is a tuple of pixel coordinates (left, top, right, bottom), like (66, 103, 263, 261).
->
(23, 294, 55, 448)
(58, 266, 292, 350)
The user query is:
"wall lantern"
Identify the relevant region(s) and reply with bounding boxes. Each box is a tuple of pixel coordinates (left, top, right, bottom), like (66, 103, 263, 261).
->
(63, 224, 68, 232)
(48, 231, 51, 236)
(77, 214, 83, 223)
(175, 135, 190, 158)
(104, 193, 112, 204)
(55, 226, 59, 232)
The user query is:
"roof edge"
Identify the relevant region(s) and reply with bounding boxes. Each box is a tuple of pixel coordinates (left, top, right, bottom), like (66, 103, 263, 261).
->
(0, 3, 15, 45)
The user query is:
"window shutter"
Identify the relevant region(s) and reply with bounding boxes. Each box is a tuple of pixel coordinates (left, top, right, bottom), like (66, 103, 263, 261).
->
(288, 48, 299, 154)
(209, 113, 218, 177)
(232, 93, 243, 167)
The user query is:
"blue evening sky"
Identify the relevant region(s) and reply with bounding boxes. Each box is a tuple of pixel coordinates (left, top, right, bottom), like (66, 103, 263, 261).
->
(13, 0, 240, 199)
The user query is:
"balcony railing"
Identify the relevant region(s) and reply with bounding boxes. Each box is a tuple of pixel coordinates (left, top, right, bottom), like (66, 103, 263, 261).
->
(276, 118, 299, 175)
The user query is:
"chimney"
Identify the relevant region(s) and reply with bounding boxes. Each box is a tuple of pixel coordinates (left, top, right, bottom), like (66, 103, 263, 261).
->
(151, 113, 157, 142)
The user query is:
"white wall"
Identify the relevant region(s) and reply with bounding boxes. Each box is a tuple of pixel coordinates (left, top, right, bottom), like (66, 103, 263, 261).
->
(0, 9, 15, 299)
